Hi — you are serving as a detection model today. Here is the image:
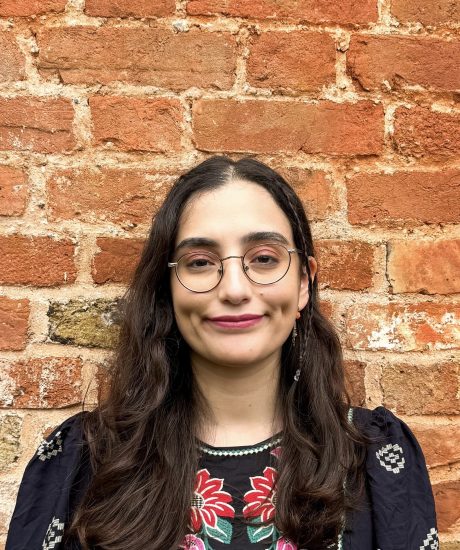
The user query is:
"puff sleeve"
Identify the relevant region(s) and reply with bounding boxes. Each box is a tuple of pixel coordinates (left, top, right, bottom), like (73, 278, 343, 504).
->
(6, 411, 88, 550)
(363, 406, 438, 550)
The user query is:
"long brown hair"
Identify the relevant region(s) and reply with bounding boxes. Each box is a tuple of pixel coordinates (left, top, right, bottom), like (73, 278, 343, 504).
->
(66, 156, 370, 549)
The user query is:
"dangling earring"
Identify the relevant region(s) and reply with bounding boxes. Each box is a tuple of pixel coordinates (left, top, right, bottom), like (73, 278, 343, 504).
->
(293, 308, 301, 381)
(291, 308, 301, 345)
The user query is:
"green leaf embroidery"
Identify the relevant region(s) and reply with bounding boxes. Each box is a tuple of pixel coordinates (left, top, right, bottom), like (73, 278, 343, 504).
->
(203, 517, 233, 544)
(247, 522, 274, 543)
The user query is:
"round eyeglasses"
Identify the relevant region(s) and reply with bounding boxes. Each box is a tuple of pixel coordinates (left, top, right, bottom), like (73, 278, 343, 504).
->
(168, 243, 303, 293)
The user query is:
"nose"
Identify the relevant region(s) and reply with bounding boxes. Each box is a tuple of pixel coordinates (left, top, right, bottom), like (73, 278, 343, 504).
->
(217, 256, 252, 303)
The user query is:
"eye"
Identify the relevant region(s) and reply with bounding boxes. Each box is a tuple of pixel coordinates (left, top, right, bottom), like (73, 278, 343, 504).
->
(183, 253, 219, 270)
(246, 246, 283, 267)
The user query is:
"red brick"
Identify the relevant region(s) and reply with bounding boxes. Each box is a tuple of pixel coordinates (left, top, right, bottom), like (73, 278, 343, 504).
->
(96, 364, 111, 402)
(0, 357, 82, 408)
(187, 0, 377, 24)
(247, 32, 335, 92)
(388, 239, 460, 295)
(38, 27, 236, 90)
(90, 96, 183, 153)
(347, 169, 460, 227)
(0, 167, 28, 216)
(0, 235, 77, 287)
(193, 99, 384, 155)
(0, 33, 25, 82)
(348, 35, 460, 92)
(47, 169, 176, 227)
(319, 299, 333, 320)
(433, 480, 460, 532)
(344, 359, 366, 407)
(392, 0, 459, 26)
(0, 98, 75, 153)
(0, 297, 30, 351)
(410, 424, 460, 468)
(85, 0, 175, 17)
(273, 166, 337, 221)
(393, 106, 460, 159)
(382, 363, 459, 415)
(316, 240, 374, 290)
(346, 302, 460, 352)
(0, 0, 66, 16)
(92, 237, 145, 284)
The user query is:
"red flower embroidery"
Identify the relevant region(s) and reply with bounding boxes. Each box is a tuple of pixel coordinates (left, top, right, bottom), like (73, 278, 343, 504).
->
(190, 469, 234, 532)
(243, 466, 277, 522)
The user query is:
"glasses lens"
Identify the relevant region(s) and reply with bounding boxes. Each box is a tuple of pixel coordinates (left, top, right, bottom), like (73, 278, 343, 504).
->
(243, 244, 290, 284)
(176, 251, 222, 292)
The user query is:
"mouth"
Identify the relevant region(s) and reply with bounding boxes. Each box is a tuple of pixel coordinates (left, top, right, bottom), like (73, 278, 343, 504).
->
(206, 314, 264, 329)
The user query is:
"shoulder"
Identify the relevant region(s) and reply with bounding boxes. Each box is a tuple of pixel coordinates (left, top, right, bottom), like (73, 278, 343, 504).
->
(6, 410, 91, 550)
(349, 406, 438, 549)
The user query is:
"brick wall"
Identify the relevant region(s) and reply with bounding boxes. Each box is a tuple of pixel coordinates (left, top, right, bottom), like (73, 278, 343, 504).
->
(0, 0, 459, 547)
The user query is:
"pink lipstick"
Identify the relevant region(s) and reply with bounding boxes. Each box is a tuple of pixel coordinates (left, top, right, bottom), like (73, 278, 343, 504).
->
(207, 314, 264, 329)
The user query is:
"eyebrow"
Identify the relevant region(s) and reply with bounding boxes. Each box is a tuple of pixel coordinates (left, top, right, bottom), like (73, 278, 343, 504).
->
(175, 231, 290, 254)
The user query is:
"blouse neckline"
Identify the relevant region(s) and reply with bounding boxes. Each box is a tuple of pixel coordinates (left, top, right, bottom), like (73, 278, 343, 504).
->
(197, 431, 284, 456)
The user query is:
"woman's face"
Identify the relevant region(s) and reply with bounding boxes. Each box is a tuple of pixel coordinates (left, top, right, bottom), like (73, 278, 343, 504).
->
(170, 179, 317, 370)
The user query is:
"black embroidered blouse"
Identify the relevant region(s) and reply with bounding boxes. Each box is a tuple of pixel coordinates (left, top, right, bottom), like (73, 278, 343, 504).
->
(5, 406, 438, 550)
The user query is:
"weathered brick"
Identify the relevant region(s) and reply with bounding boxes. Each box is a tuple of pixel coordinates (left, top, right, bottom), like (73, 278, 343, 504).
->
(0, 414, 22, 470)
(432, 480, 460, 532)
(193, 99, 384, 155)
(187, 0, 378, 24)
(388, 239, 460, 295)
(0, 235, 77, 287)
(247, 32, 336, 92)
(38, 27, 237, 90)
(0, 98, 75, 153)
(346, 169, 460, 227)
(348, 35, 460, 92)
(0, 166, 28, 216)
(0, 480, 19, 543)
(382, 363, 459, 415)
(346, 302, 460, 352)
(85, 0, 175, 16)
(0, 357, 83, 408)
(48, 299, 122, 349)
(47, 169, 176, 227)
(0, 33, 25, 82)
(410, 424, 460, 468)
(90, 96, 183, 153)
(316, 240, 375, 290)
(319, 299, 333, 320)
(0, 0, 66, 16)
(393, 106, 460, 159)
(392, 0, 459, 25)
(344, 360, 366, 407)
(92, 238, 145, 284)
(0, 296, 29, 351)
(275, 168, 337, 222)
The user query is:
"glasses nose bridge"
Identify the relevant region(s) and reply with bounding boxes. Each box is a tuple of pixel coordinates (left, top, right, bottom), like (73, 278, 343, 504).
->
(219, 254, 249, 277)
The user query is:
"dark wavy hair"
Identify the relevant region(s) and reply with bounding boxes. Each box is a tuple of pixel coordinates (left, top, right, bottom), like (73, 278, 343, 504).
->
(65, 155, 370, 549)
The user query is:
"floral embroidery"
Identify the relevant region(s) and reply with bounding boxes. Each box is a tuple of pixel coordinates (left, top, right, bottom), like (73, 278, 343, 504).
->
(181, 469, 235, 549)
(243, 465, 297, 550)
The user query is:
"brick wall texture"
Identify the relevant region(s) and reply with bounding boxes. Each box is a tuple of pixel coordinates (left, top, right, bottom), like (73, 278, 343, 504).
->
(0, 0, 459, 547)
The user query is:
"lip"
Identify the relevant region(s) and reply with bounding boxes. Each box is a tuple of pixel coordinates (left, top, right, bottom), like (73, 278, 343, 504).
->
(207, 314, 264, 329)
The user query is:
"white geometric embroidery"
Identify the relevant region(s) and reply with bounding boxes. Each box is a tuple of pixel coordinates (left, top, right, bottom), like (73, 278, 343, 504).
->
(42, 516, 64, 549)
(419, 527, 439, 549)
(376, 443, 405, 474)
(37, 431, 64, 461)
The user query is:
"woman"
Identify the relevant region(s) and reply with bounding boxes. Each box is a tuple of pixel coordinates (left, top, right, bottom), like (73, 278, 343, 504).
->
(6, 156, 437, 550)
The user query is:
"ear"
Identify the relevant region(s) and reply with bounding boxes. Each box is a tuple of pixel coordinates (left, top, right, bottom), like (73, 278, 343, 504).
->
(298, 256, 317, 312)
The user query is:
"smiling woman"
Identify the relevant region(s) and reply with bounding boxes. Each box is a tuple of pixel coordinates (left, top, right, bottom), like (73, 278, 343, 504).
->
(6, 156, 437, 550)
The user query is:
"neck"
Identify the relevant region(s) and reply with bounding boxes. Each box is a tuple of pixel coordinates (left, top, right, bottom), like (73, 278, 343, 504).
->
(191, 350, 283, 447)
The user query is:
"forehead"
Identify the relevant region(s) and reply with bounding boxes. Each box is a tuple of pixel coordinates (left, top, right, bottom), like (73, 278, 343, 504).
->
(176, 180, 294, 245)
